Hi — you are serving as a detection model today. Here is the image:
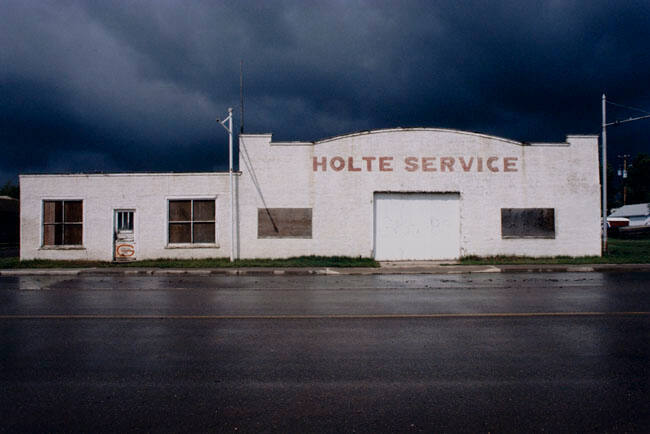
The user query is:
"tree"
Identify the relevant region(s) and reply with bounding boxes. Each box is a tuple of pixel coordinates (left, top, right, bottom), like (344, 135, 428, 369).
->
(0, 180, 19, 199)
(626, 153, 650, 204)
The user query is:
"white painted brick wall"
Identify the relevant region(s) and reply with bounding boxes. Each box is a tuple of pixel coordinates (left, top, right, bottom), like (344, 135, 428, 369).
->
(20, 129, 601, 261)
(238, 129, 601, 258)
(20, 173, 232, 261)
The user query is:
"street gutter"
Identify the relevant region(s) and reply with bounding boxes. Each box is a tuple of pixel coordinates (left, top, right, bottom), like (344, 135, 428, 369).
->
(2, 263, 650, 276)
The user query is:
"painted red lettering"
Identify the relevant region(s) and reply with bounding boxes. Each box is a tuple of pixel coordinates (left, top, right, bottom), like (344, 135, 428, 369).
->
(422, 157, 437, 172)
(362, 156, 376, 171)
(487, 156, 499, 172)
(313, 156, 327, 171)
(379, 156, 393, 171)
(459, 156, 474, 172)
(477, 157, 483, 172)
(440, 157, 455, 172)
(348, 157, 361, 172)
(404, 156, 419, 172)
(503, 157, 518, 172)
(330, 156, 345, 171)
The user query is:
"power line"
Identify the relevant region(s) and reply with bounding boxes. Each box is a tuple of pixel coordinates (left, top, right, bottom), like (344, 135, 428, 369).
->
(606, 100, 650, 116)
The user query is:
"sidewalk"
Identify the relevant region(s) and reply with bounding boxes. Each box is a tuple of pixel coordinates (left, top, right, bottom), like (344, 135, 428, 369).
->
(2, 262, 650, 276)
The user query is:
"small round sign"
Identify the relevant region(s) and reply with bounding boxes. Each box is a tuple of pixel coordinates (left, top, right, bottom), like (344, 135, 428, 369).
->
(115, 243, 135, 257)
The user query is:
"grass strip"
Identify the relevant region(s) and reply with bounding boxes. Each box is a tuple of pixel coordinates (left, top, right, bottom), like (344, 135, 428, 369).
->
(459, 238, 650, 265)
(2, 239, 648, 268)
(0, 255, 379, 269)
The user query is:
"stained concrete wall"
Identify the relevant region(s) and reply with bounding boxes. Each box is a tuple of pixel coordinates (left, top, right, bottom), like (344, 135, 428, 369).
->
(20, 173, 233, 261)
(238, 129, 601, 258)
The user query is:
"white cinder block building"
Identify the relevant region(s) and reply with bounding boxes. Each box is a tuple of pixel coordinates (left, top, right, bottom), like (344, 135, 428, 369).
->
(20, 128, 602, 261)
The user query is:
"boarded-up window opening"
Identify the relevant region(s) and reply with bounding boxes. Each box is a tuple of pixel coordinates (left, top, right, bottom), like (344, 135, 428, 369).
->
(43, 200, 83, 246)
(258, 208, 312, 238)
(168, 199, 215, 244)
(501, 208, 555, 238)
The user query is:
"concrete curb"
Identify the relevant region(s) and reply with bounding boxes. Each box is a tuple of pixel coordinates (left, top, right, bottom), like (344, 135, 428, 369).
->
(1, 264, 650, 276)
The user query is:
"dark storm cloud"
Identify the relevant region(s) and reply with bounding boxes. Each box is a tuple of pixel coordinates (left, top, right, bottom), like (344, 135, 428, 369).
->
(2, 0, 650, 183)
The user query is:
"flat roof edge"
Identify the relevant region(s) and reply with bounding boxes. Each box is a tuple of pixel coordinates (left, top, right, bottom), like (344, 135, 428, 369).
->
(527, 142, 570, 147)
(270, 141, 313, 146)
(19, 171, 239, 178)
(247, 128, 588, 147)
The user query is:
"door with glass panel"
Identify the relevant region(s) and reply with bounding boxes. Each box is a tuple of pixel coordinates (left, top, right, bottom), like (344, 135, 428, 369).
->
(114, 210, 136, 261)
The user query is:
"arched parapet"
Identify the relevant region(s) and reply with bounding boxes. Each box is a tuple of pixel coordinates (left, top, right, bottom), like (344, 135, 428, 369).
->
(314, 127, 524, 147)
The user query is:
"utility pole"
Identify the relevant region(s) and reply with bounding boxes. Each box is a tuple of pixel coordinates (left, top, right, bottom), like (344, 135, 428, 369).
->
(600, 95, 650, 255)
(602, 94, 607, 254)
(617, 154, 630, 205)
(218, 108, 235, 262)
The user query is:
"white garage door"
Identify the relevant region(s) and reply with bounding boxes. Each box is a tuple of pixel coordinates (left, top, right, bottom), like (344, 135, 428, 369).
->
(374, 193, 460, 260)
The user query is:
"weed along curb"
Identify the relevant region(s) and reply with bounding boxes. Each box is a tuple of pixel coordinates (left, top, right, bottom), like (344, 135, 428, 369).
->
(2, 240, 649, 276)
(2, 263, 650, 276)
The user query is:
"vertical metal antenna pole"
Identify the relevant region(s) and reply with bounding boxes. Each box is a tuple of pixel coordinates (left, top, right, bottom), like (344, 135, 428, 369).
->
(601, 94, 607, 255)
(240, 60, 244, 134)
(228, 107, 234, 262)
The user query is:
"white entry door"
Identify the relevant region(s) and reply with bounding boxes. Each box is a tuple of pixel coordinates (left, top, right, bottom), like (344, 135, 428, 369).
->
(114, 210, 136, 261)
(374, 193, 460, 260)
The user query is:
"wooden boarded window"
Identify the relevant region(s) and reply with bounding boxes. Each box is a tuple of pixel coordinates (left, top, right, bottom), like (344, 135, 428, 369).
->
(258, 208, 312, 238)
(43, 200, 83, 246)
(168, 199, 215, 244)
(501, 208, 555, 238)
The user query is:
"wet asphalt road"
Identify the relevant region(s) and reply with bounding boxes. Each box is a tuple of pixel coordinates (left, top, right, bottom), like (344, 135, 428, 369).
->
(1, 272, 649, 432)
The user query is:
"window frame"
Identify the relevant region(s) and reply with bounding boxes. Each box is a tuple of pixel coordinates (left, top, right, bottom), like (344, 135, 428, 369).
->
(166, 197, 218, 247)
(41, 199, 84, 247)
(115, 210, 134, 233)
(501, 207, 556, 239)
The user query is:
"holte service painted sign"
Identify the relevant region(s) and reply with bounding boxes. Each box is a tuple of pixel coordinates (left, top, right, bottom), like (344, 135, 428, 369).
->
(313, 156, 519, 172)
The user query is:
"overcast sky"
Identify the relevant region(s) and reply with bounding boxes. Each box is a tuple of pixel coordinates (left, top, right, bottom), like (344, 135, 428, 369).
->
(2, 0, 650, 184)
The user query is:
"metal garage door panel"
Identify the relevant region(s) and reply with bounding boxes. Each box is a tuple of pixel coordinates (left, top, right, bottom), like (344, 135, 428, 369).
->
(374, 193, 460, 260)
